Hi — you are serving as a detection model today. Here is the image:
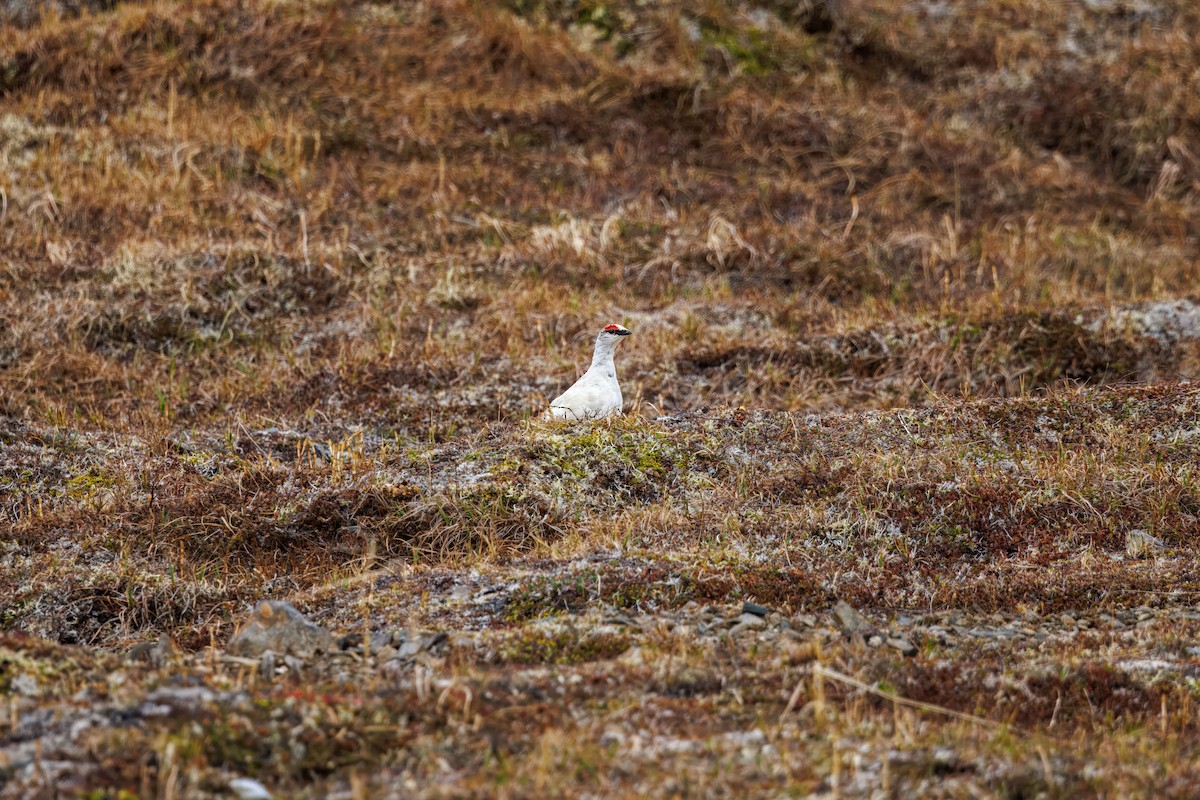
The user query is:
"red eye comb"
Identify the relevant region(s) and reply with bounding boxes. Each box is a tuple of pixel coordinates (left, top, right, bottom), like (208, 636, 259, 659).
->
(604, 324, 621, 332)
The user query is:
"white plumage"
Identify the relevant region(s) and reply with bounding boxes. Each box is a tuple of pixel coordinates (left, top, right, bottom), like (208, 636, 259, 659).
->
(546, 324, 632, 420)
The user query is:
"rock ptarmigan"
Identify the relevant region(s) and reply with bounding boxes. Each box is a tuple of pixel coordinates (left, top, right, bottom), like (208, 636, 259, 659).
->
(545, 323, 632, 420)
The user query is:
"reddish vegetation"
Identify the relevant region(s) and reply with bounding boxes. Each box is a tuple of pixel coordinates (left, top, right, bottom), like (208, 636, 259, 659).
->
(3, 0, 1200, 796)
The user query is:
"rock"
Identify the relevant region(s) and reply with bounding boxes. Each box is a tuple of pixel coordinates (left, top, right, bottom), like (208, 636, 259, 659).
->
(124, 633, 177, 667)
(729, 612, 767, 636)
(886, 635, 918, 656)
(140, 686, 216, 718)
(282, 655, 307, 673)
(227, 601, 334, 658)
(336, 630, 395, 653)
(395, 632, 450, 660)
(229, 777, 273, 799)
(833, 600, 875, 635)
(742, 602, 769, 618)
(967, 628, 1017, 640)
(867, 634, 884, 648)
(1127, 529, 1165, 559)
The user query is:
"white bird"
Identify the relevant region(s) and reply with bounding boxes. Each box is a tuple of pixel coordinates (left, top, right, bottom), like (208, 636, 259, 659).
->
(546, 323, 632, 420)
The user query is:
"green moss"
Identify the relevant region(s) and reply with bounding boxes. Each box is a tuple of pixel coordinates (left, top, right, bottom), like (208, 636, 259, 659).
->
(534, 421, 684, 502)
(699, 20, 780, 76)
(64, 469, 115, 499)
(0, 645, 79, 692)
(505, 0, 630, 46)
(499, 625, 632, 665)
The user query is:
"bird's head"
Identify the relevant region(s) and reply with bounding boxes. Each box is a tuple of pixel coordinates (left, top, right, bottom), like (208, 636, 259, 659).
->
(602, 323, 632, 337)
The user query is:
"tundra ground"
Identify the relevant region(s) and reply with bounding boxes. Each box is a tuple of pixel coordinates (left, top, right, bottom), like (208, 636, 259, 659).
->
(2, 0, 1200, 797)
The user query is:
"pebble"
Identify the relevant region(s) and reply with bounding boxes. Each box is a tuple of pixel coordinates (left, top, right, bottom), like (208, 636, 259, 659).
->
(395, 632, 450, 660)
(742, 602, 769, 618)
(729, 613, 767, 636)
(397, 639, 423, 659)
(833, 601, 876, 635)
(227, 601, 334, 659)
(886, 636, 918, 656)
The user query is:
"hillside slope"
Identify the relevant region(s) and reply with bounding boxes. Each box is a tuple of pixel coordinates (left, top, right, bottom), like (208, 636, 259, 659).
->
(3, 0, 1200, 797)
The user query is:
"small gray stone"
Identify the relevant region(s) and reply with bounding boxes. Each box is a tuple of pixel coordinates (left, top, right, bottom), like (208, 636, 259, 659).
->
(742, 602, 769, 618)
(965, 628, 1008, 640)
(833, 600, 875, 635)
(886, 636, 918, 656)
(370, 631, 396, 652)
(227, 601, 334, 659)
(143, 686, 216, 714)
(423, 632, 450, 655)
(735, 612, 766, 628)
(396, 639, 423, 659)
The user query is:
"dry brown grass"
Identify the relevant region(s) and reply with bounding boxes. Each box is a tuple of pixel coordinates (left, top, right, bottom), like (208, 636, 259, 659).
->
(3, 0, 1200, 796)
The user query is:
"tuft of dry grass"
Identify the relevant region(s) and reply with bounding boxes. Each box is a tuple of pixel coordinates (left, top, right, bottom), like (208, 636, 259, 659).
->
(3, 0, 1200, 796)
